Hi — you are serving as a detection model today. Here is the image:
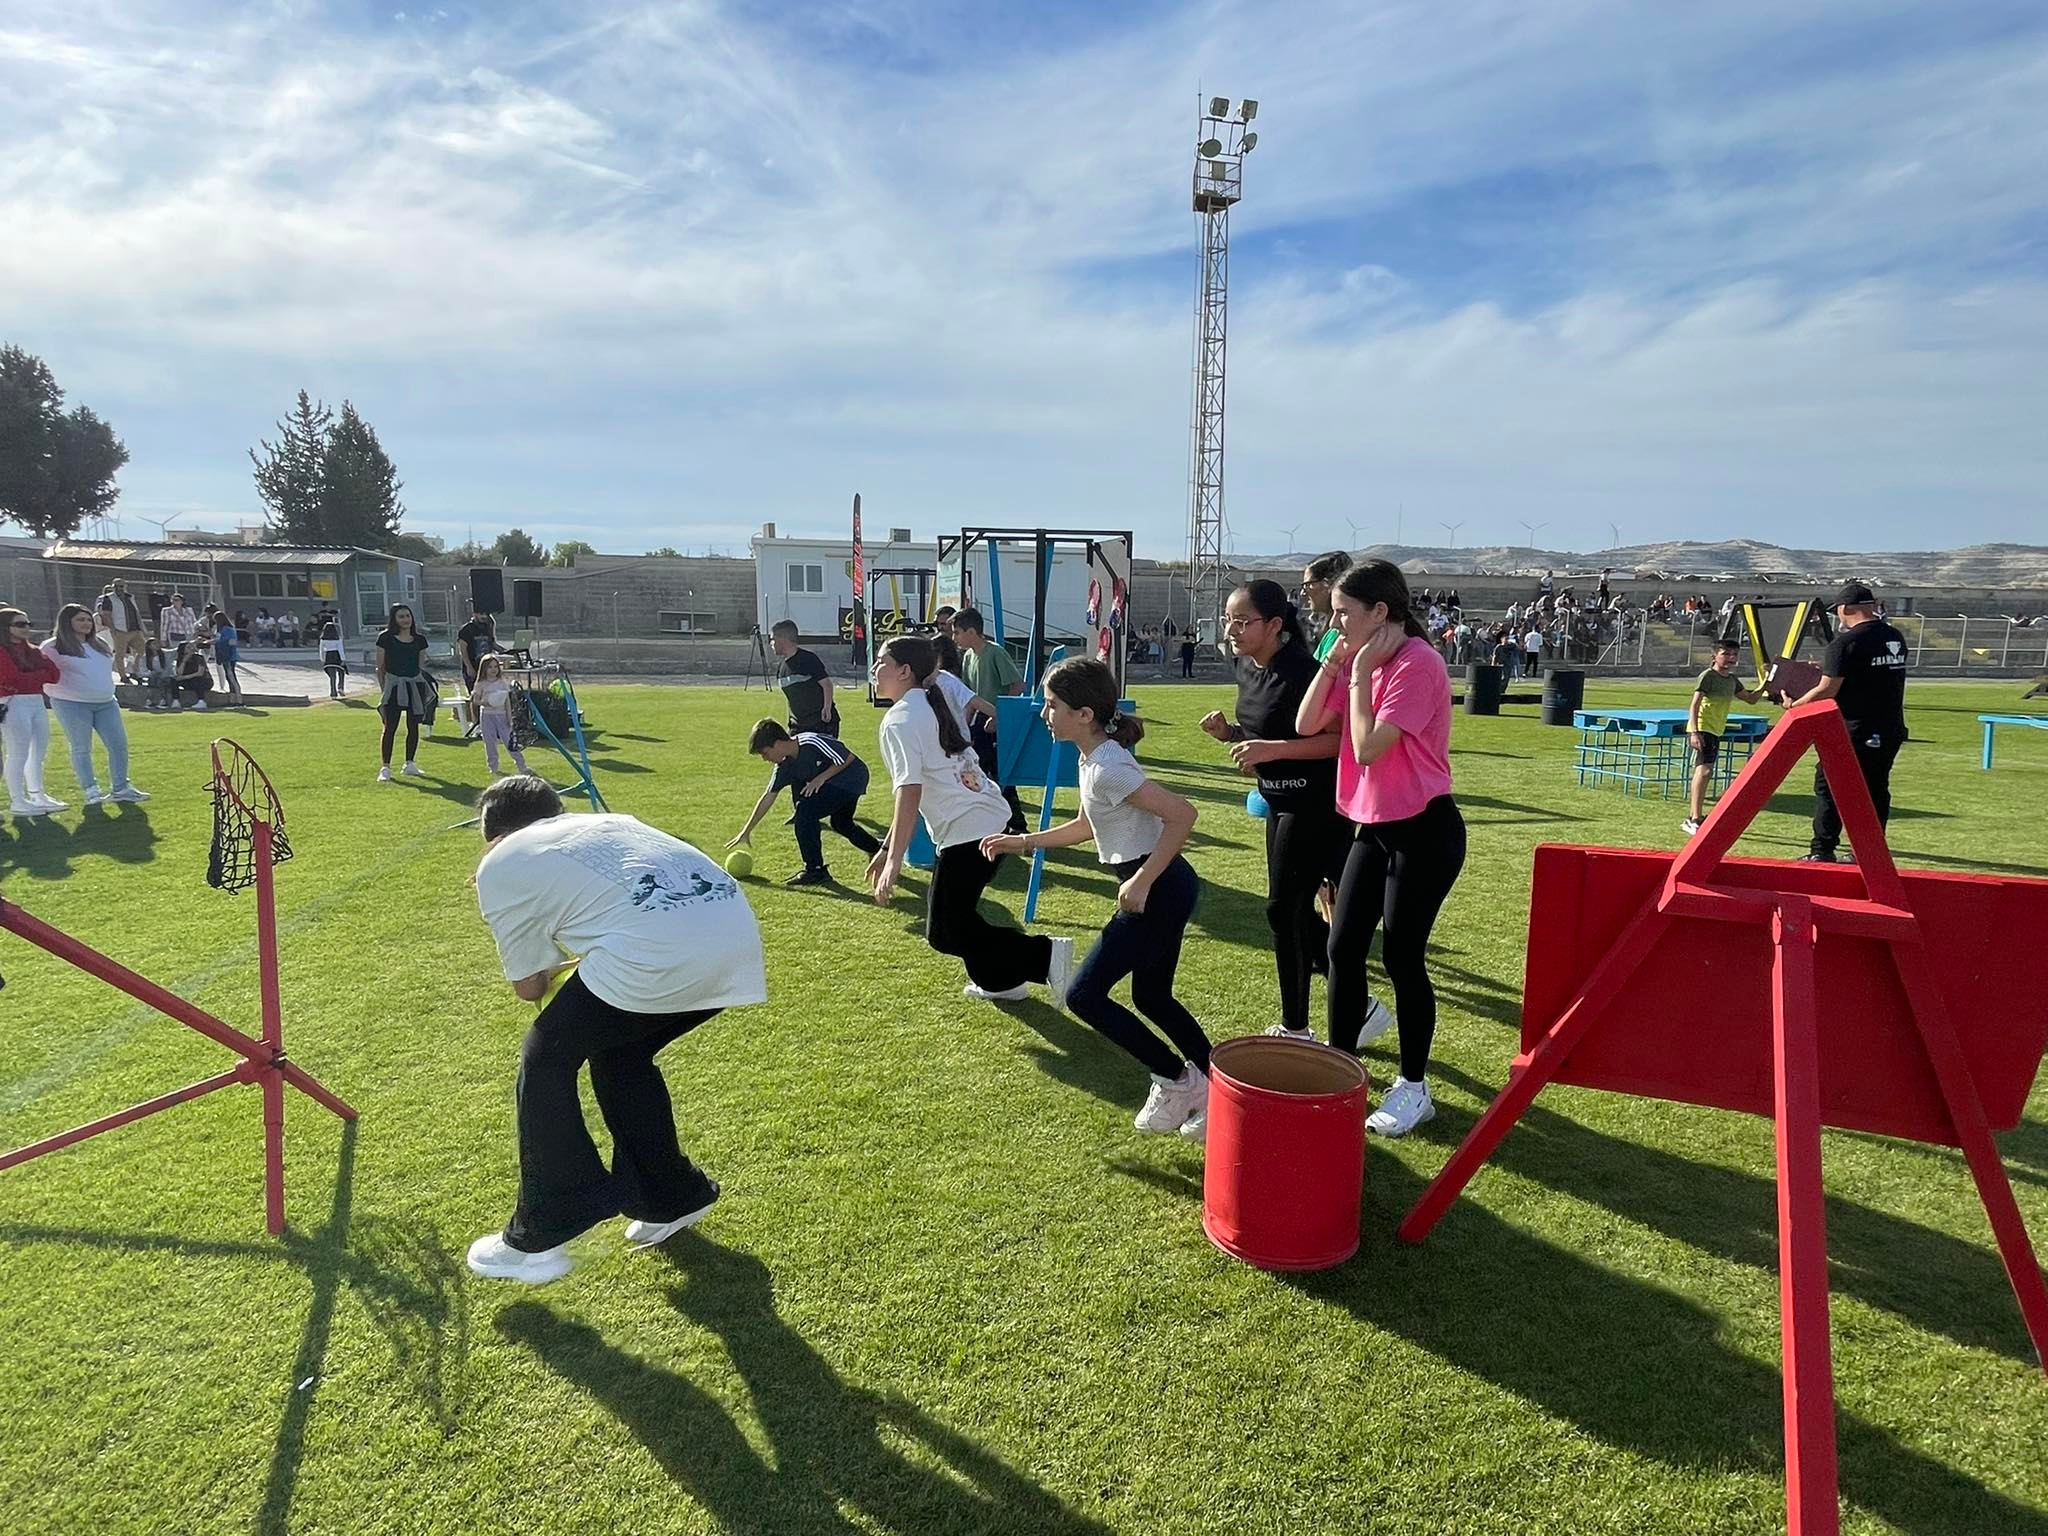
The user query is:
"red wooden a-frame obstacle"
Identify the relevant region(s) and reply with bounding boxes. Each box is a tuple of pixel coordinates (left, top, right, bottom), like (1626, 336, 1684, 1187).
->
(1401, 701, 2048, 1536)
(0, 740, 355, 1234)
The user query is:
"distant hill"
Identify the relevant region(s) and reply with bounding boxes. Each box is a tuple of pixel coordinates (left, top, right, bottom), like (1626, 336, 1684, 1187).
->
(1237, 540, 2048, 589)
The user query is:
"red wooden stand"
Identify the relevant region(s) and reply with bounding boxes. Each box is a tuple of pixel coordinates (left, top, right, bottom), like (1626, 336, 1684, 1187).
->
(0, 821, 356, 1234)
(1402, 701, 2048, 1536)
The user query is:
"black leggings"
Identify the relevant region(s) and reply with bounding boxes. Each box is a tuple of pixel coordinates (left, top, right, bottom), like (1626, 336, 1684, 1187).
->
(380, 703, 420, 765)
(927, 841, 1051, 993)
(506, 971, 718, 1251)
(1263, 801, 1348, 1034)
(1067, 855, 1209, 1078)
(1327, 795, 1466, 1080)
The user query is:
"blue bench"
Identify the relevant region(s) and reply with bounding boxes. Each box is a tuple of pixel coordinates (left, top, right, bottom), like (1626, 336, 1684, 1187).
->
(1978, 713, 2048, 770)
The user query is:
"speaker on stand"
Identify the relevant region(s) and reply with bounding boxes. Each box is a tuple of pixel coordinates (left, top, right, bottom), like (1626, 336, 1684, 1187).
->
(468, 567, 506, 614)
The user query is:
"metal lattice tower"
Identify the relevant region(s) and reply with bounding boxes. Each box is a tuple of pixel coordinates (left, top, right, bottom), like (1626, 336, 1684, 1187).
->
(1185, 96, 1257, 644)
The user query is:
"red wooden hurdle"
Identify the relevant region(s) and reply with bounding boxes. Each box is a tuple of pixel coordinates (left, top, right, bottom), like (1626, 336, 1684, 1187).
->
(0, 740, 355, 1234)
(1402, 701, 2048, 1536)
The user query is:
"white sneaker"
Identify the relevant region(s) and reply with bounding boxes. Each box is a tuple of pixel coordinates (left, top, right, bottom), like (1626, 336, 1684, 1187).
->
(83, 788, 108, 806)
(1263, 1024, 1317, 1043)
(1681, 818, 1702, 836)
(963, 981, 1031, 1002)
(30, 792, 65, 810)
(9, 801, 48, 818)
(401, 761, 425, 777)
(1045, 936, 1075, 1011)
(1135, 1064, 1208, 1134)
(109, 786, 150, 803)
(376, 766, 392, 782)
(171, 702, 183, 711)
(1367, 1078, 1435, 1138)
(465, 1232, 573, 1284)
(624, 1181, 720, 1248)
(1179, 1107, 1207, 1143)
(1357, 997, 1395, 1047)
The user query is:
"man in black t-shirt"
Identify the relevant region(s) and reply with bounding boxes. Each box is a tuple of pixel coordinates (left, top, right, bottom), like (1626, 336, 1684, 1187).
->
(456, 610, 498, 685)
(769, 619, 837, 737)
(1782, 581, 1909, 861)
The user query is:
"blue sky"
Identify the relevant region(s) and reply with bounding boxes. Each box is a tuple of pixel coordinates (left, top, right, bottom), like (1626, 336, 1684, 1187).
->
(2, 0, 2044, 558)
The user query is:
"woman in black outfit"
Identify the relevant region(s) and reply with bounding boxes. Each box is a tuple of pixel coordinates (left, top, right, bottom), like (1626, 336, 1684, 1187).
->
(1199, 579, 1362, 1042)
(374, 604, 435, 781)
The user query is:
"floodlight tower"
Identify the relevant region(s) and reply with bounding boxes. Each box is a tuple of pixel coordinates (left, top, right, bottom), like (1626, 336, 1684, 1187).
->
(1186, 94, 1258, 643)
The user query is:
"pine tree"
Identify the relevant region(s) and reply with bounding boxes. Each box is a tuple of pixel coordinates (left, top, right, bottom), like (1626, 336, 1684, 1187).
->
(0, 344, 129, 538)
(250, 391, 331, 543)
(318, 401, 405, 548)
(493, 528, 547, 567)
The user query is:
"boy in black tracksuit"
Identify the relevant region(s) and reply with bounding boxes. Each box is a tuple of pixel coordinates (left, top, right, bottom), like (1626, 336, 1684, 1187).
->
(727, 720, 882, 886)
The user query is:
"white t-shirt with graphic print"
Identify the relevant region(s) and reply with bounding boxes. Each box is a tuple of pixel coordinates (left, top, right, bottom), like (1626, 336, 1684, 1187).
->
(878, 687, 1009, 851)
(476, 813, 767, 1015)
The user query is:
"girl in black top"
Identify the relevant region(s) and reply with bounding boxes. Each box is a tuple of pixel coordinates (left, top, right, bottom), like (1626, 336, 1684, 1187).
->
(1200, 579, 1360, 1040)
(374, 604, 434, 781)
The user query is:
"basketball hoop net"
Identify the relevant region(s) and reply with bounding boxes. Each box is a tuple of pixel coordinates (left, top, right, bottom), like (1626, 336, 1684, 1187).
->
(0, 739, 355, 1234)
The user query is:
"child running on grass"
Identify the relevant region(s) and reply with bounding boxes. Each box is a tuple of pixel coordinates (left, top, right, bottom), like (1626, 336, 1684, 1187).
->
(867, 635, 1073, 1006)
(727, 720, 883, 887)
(981, 658, 1211, 1139)
(471, 655, 531, 778)
(1683, 638, 1762, 836)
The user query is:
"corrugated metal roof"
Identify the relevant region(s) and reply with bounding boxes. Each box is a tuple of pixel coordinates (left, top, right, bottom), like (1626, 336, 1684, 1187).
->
(44, 541, 378, 567)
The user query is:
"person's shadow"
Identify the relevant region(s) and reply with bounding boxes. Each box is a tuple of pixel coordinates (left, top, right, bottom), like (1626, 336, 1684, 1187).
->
(497, 1234, 1111, 1536)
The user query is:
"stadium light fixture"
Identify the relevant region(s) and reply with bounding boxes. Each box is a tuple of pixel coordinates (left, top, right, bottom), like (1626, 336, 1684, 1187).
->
(1240, 131, 1258, 153)
(1209, 96, 1230, 116)
(1239, 99, 1258, 122)
(1198, 137, 1223, 157)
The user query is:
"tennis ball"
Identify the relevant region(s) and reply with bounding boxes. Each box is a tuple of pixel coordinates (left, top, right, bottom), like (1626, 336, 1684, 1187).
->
(1246, 788, 1271, 819)
(724, 847, 754, 878)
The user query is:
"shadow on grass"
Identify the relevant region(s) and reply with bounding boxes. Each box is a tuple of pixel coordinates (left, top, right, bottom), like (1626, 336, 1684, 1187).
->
(0, 804, 158, 880)
(1289, 1149, 2048, 1536)
(497, 1234, 1110, 1536)
(1457, 792, 1593, 826)
(1001, 997, 1134, 1111)
(0, 1124, 477, 1530)
(1763, 792, 1949, 822)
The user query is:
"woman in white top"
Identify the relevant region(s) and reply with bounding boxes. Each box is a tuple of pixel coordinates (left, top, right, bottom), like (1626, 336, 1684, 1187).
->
(867, 635, 1072, 1006)
(981, 658, 1210, 1138)
(41, 603, 149, 805)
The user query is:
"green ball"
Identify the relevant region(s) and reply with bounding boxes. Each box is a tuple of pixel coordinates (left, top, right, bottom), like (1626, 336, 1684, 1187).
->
(724, 847, 753, 878)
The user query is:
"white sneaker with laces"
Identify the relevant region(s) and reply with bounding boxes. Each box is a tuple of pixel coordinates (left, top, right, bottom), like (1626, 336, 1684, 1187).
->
(30, 792, 66, 810)
(465, 1232, 573, 1284)
(1681, 817, 1702, 836)
(83, 787, 108, 806)
(1045, 936, 1075, 1011)
(1263, 1024, 1317, 1043)
(10, 801, 47, 818)
(401, 761, 424, 777)
(1179, 1107, 1207, 1143)
(963, 981, 1031, 1002)
(1134, 1064, 1208, 1134)
(1357, 997, 1395, 1047)
(1367, 1077, 1435, 1138)
(624, 1181, 720, 1249)
(190, 700, 207, 711)
(376, 766, 392, 782)
(109, 786, 150, 803)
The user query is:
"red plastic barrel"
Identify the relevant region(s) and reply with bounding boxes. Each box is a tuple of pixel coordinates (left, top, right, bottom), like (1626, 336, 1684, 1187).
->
(1202, 1037, 1370, 1271)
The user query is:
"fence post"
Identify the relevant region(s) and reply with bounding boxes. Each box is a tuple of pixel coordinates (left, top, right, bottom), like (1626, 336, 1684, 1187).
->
(2000, 619, 2010, 669)
(1957, 615, 1969, 670)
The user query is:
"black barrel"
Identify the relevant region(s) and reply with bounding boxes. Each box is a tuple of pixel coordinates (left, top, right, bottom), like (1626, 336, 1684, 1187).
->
(1539, 668, 1585, 726)
(1463, 663, 1504, 715)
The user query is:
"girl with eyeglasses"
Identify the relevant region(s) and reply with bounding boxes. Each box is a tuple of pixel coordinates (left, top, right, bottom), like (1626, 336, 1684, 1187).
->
(42, 603, 150, 806)
(0, 607, 65, 816)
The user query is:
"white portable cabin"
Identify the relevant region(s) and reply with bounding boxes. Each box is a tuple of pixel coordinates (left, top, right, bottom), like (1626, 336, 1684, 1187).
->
(752, 533, 939, 642)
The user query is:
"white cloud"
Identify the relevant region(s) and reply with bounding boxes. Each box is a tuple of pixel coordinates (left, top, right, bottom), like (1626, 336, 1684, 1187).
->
(0, 0, 2042, 551)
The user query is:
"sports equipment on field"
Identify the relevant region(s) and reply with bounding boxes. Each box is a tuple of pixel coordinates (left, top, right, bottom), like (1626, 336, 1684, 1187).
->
(724, 847, 753, 878)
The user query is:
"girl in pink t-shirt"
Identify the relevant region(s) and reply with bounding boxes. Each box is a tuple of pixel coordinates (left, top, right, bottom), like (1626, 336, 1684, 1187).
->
(1296, 559, 1466, 1138)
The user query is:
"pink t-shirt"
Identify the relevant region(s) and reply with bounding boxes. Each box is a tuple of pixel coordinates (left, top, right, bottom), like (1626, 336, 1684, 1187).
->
(1333, 636, 1454, 825)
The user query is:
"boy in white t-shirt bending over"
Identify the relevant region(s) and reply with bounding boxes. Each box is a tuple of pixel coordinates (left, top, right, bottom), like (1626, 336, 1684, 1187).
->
(467, 775, 767, 1284)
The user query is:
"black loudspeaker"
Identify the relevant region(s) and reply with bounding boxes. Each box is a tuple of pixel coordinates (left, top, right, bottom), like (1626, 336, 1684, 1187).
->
(469, 567, 506, 613)
(513, 579, 544, 619)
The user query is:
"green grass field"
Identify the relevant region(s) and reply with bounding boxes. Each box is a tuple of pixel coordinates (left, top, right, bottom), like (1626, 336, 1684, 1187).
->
(1, 679, 2044, 1535)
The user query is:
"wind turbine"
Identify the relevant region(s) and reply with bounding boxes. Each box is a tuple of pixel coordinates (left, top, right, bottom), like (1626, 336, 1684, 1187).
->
(1440, 520, 1465, 550)
(1345, 517, 1364, 551)
(1520, 520, 1548, 553)
(1280, 522, 1301, 557)
(141, 512, 183, 543)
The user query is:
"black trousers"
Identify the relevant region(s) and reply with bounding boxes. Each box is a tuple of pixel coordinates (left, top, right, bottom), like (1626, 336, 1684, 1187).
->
(928, 841, 1051, 992)
(792, 762, 881, 868)
(970, 715, 1027, 833)
(379, 703, 420, 764)
(1328, 795, 1466, 1080)
(1264, 801, 1348, 1034)
(1811, 729, 1903, 857)
(1067, 855, 1210, 1078)
(505, 971, 719, 1252)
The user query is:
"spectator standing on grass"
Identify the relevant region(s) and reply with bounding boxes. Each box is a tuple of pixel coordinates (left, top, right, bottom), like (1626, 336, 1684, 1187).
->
(160, 594, 196, 650)
(1179, 628, 1197, 678)
(42, 603, 149, 805)
(465, 775, 768, 1284)
(141, 640, 177, 710)
(0, 607, 64, 816)
(319, 619, 348, 698)
(469, 655, 531, 779)
(1494, 628, 1519, 679)
(1777, 581, 1910, 863)
(769, 619, 838, 738)
(951, 607, 1029, 834)
(212, 614, 243, 705)
(1683, 639, 1762, 836)
(1523, 624, 1543, 675)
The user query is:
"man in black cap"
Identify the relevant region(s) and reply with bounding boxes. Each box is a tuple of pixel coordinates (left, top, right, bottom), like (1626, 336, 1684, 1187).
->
(1780, 581, 1908, 861)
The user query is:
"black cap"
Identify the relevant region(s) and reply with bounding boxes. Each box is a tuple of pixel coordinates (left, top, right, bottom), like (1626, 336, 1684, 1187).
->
(1831, 581, 1875, 608)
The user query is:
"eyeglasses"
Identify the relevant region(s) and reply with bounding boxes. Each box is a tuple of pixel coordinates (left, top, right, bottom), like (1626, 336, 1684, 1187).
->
(8, 621, 28, 629)
(1221, 614, 1269, 632)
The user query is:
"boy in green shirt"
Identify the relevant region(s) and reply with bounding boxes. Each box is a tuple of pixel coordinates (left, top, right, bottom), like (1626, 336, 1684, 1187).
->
(1684, 638, 1762, 835)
